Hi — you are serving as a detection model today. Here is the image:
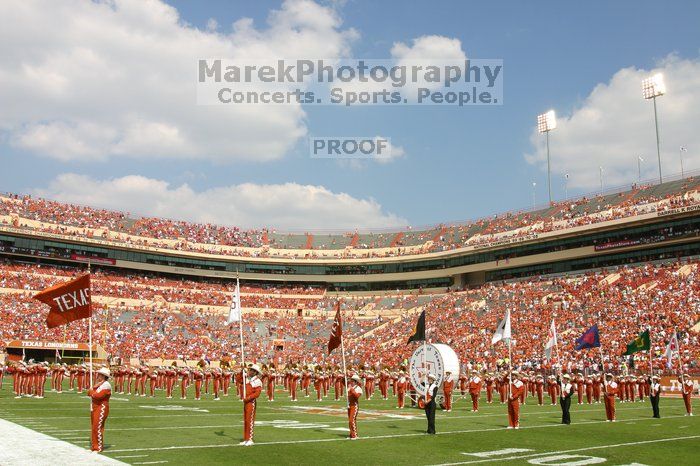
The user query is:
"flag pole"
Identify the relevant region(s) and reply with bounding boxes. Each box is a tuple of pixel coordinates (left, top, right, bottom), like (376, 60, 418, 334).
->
(648, 329, 653, 379)
(236, 273, 246, 401)
(598, 344, 606, 394)
(340, 322, 350, 408)
(61, 325, 67, 360)
(507, 336, 512, 400)
(422, 309, 427, 392)
(675, 328, 685, 387)
(553, 320, 561, 376)
(88, 261, 93, 388)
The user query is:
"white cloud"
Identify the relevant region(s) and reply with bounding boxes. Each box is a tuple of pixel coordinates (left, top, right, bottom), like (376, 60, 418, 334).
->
(390, 35, 466, 61)
(34, 174, 407, 230)
(0, 0, 357, 162)
(331, 35, 468, 99)
(374, 136, 406, 164)
(525, 55, 700, 190)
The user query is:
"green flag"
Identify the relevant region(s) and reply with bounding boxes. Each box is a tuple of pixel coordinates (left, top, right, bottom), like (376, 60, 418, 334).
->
(623, 330, 650, 355)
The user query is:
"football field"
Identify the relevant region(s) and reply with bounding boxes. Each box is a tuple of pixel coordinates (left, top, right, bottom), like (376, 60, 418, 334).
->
(0, 384, 697, 465)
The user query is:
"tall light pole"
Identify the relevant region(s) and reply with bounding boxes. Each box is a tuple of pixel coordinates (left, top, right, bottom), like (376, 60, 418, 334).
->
(537, 110, 557, 204)
(680, 146, 687, 178)
(642, 74, 666, 184)
(532, 182, 537, 210)
(599, 166, 604, 194)
(638, 156, 644, 183)
(564, 173, 569, 200)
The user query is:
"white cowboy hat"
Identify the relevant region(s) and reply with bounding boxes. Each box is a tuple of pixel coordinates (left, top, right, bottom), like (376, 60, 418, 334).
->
(249, 364, 261, 374)
(97, 367, 111, 378)
(427, 373, 437, 380)
(351, 375, 362, 384)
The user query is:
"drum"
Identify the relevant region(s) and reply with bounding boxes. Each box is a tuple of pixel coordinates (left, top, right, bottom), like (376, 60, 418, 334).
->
(408, 343, 460, 396)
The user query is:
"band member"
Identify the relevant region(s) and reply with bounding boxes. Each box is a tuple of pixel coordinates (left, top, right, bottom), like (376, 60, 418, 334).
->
(88, 367, 112, 452)
(498, 372, 508, 404)
(347, 374, 363, 439)
(507, 371, 525, 429)
(459, 372, 468, 396)
(593, 373, 602, 403)
(425, 374, 439, 434)
(575, 373, 585, 405)
(547, 375, 558, 405)
(149, 368, 157, 397)
(193, 368, 203, 400)
(468, 370, 482, 412)
(442, 371, 454, 412)
(649, 375, 661, 418)
(680, 374, 694, 416)
(584, 375, 593, 404)
(485, 373, 495, 404)
(213, 368, 222, 400)
(266, 365, 276, 401)
(314, 367, 323, 401)
(180, 367, 190, 399)
(334, 368, 344, 401)
(559, 374, 574, 425)
(240, 364, 263, 446)
(637, 376, 647, 402)
(604, 373, 618, 422)
(535, 374, 544, 406)
(396, 370, 407, 409)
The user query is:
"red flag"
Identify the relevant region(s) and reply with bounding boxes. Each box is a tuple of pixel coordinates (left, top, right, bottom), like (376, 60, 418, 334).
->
(34, 274, 92, 328)
(327, 302, 342, 354)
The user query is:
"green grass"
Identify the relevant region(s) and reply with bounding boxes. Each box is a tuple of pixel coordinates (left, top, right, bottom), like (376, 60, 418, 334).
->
(0, 383, 697, 465)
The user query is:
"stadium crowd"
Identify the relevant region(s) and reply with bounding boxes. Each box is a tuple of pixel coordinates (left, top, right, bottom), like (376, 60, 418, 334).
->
(0, 259, 697, 376)
(2, 177, 699, 259)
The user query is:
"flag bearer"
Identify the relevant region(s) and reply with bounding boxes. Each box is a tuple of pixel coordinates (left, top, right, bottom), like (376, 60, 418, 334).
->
(88, 367, 112, 452)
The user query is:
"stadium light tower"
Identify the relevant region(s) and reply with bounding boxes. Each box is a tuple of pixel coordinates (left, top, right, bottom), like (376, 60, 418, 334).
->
(680, 146, 687, 178)
(599, 166, 604, 194)
(537, 110, 557, 204)
(564, 173, 569, 199)
(638, 156, 644, 182)
(532, 181, 537, 210)
(642, 73, 666, 184)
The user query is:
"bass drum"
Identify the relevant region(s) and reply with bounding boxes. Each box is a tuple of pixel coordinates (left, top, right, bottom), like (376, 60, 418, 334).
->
(408, 343, 460, 396)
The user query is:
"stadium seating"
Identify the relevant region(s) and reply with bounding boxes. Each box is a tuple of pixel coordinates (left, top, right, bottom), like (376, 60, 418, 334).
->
(2, 177, 699, 260)
(0, 259, 697, 375)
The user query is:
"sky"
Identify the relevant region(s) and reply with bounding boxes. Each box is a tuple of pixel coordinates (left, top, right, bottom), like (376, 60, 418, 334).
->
(1, 0, 699, 231)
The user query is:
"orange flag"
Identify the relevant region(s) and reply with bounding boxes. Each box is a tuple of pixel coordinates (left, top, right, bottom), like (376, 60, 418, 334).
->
(34, 274, 92, 328)
(327, 301, 342, 354)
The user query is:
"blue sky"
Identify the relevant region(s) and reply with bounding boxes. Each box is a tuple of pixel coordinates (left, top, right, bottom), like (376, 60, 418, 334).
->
(1, 0, 699, 230)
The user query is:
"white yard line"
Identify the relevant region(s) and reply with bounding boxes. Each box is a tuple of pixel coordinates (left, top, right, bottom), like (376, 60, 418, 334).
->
(106, 414, 691, 453)
(0, 418, 126, 466)
(432, 434, 700, 465)
(49, 405, 660, 434)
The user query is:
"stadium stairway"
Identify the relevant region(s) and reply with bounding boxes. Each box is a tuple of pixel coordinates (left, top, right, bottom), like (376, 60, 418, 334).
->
(389, 231, 404, 247)
(600, 273, 621, 285)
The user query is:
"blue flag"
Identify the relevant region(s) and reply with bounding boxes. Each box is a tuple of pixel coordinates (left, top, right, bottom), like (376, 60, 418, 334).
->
(575, 324, 600, 350)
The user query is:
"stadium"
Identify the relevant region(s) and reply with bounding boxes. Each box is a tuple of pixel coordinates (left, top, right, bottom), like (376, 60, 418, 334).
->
(1, 1, 699, 465)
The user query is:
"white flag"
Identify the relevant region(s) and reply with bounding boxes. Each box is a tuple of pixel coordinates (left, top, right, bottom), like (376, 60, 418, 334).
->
(544, 319, 557, 360)
(227, 281, 242, 324)
(491, 309, 511, 345)
(664, 331, 679, 368)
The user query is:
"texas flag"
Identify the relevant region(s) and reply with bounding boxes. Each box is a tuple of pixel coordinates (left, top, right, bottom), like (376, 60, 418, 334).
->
(34, 274, 92, 329)
(575, 324, 601, 350)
